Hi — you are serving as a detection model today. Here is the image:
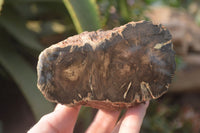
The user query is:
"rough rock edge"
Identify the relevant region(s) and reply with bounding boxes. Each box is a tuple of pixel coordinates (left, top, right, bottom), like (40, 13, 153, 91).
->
(37, 20, 175, 111)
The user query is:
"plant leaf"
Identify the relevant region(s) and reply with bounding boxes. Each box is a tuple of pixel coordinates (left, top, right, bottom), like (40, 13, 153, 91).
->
(0, 7, 43, 52)
(5, 0, 61, 3)
(0, 0, 3, 13)
(63, 0, 101, 33)
(0, 36, 54, 120)
(118, 0, 131, 22)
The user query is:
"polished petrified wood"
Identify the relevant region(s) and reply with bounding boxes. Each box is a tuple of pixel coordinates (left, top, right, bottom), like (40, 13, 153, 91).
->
(37, 21, 176, 110)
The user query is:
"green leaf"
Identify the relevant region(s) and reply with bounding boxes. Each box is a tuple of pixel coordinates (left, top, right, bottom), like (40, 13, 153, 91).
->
(118, 0, 131, 22)
(75, 107, 93, 132)
(0, 36, 54, 120)
(0, 7, 43, 52)
(5, 0, 62, 3)
(0, 0, 3, 13)
(63, 0, 101, 33)
(12, 1, 68, 19)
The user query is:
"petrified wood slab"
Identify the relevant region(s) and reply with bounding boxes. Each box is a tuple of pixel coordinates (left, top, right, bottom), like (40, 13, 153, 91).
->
(37, 21, 176, 110)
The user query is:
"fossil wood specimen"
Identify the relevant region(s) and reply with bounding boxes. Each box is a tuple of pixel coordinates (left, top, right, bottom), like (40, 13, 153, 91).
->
(146, 7, 200, 93)
(37, 21, 176, 110)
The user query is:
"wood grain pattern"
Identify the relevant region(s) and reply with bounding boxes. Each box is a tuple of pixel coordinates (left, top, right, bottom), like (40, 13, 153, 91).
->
(37, 21, 176, 110)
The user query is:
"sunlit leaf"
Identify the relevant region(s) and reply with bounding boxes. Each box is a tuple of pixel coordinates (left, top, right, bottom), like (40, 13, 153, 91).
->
(118, 0, 131, 22)
(63, 0, 101, 33)
(0, 0, 3, 13)
(5, 0, 61, 3)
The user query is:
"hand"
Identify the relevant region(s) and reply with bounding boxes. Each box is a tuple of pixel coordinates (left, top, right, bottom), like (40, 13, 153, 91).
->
(28, 102, 149, 133)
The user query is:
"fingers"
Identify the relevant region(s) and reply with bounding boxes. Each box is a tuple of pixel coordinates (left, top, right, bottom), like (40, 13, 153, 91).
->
(28, 102, 149, 133)
(28, 104, 81, 133)
(113, 101, 149, 133)
(86, 109, 121, 133)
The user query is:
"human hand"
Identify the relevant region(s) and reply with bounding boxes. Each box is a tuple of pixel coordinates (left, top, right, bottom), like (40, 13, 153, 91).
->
(28, 101, 149, 133)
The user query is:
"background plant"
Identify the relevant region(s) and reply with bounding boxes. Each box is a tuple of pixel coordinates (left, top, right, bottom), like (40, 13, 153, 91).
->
(0, 0, 199, 133)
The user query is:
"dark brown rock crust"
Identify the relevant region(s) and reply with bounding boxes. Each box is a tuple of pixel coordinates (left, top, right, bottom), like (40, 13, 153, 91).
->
(37, 21, 176, 110)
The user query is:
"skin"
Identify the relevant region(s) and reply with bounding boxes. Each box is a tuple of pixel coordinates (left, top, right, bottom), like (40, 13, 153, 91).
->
(28, 101, 149, 133)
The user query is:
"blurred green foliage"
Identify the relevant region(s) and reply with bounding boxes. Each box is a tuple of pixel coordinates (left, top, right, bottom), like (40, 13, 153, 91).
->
(0, 0, 199, 132)
(0, 0, 3, 12)
(63, 0, 101, 33)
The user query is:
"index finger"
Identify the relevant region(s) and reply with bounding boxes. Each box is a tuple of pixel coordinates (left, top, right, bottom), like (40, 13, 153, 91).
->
(28, 104, 81, 133)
